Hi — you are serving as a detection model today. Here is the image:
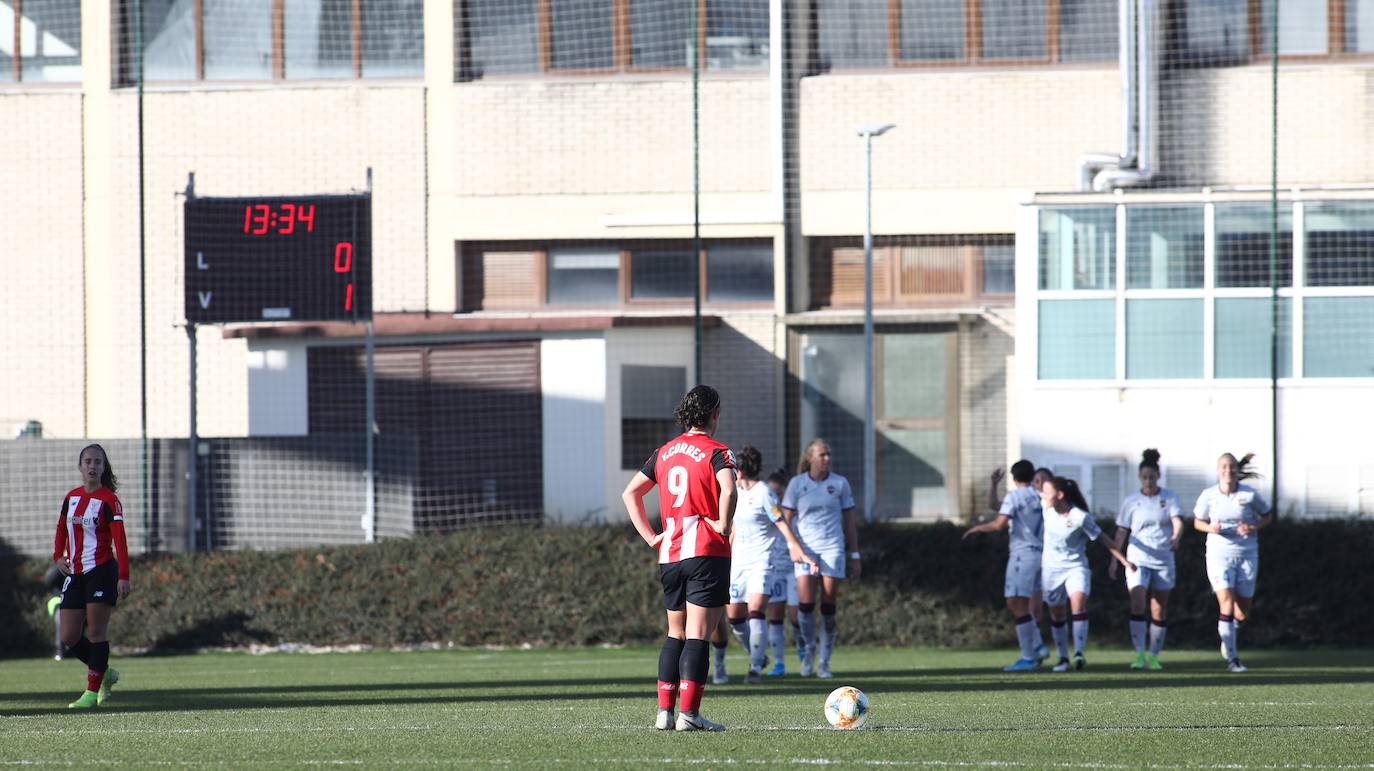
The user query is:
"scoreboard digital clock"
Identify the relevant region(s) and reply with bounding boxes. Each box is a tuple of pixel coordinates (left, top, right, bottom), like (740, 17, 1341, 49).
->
(184, 194, 372, 323)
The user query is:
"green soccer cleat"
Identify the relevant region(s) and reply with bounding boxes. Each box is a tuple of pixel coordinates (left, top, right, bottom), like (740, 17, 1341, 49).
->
(1131, 652, 1147, 670)
(68, 690, 98, 710)
(1147, 654, 1164, 671)
(98, 668, 120, 705)
(46, 596, 61, 616)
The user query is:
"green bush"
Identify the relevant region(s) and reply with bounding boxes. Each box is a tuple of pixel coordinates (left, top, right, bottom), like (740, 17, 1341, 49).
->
(2, 519, 1369, 655)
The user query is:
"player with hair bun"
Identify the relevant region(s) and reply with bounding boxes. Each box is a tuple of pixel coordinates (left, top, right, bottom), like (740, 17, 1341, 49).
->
(1040, 475, 1135, 672)
(1111, 449, 1185, 670)
(764, 468, 807, 676)
(1193, 452, 1274, 673)
(623, 385, 737, 731)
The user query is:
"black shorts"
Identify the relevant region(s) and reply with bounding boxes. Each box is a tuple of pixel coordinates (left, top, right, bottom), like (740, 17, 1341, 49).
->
(59, 560, 119, 610)
(660, 556, 730, 611)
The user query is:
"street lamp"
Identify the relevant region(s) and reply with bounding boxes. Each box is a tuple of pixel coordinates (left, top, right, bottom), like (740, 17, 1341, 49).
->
(857, 122, 895, 524)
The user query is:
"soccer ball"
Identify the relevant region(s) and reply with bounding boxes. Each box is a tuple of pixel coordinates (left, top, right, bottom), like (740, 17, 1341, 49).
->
(824, 686, 869, 729)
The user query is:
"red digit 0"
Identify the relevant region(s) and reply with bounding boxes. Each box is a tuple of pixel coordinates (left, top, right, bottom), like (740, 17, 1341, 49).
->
(334, 242, 353, 273)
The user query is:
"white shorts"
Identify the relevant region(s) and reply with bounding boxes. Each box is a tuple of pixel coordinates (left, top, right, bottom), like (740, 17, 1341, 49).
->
(1004, 550, 1043, 598)
(771, 558, 796, 605)
(1042, 564, 1091, 607)
(729, 561, 782, 605)
(1126, 562, 1176, 592)
(1206, 552, 1258, 597)
(795, 547, 846, 579)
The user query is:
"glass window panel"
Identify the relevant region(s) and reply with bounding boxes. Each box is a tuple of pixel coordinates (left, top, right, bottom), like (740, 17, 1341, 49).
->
(141, 0, 197, 80)
(1304, 297, 1374, 377)
(465, 0, 539, 77)
(18, 0, 82, 82)
(1059, 0, 1117, 62)
(204, 0, 272, 80)
(981, 0, 1046, 59)
(1261, 0, 1328, 55)
(1215, 297, 1292, 378)
(1215, 204, 1292, 288)
(882, 334, 945, 419)
(551, 0, 613, 70)
(1346, 0, 1374, 52)
(631, 0, 691, 68)
(621, 365, 686, 468)
(631, 249, 694, 299)
(285, 0, 351, 79)
(1304, 202, 1374, 287)
(982, 244, 1015, 294)
(1039, 207, 1116, 290)
(1178, 0, 1248, 66)
(799, 331, 865, 503)
(707, 243, 773, 302)
(548, 247, 620, 304)
(362, 0, 423, 76)
(1125, 206, 1204, 289)
(1125, 299, 1203, 379)
(1038, 299, 1115, 379)
(899, 0, 965, 61)
(878, 427, 946, 518)
(706, 0, 768, 70)
(817, 0, 888, 68)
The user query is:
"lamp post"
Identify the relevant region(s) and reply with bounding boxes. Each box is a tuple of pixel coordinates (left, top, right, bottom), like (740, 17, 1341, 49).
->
(857, 123, 895, 523)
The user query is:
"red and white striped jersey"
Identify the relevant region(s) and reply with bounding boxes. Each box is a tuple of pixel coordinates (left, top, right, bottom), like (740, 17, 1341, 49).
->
(54, 487, 130, 580)
(641, 432, 736, 564)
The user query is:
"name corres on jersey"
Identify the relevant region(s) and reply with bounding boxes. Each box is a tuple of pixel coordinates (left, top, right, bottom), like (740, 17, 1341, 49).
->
(659, 441, 708, 464)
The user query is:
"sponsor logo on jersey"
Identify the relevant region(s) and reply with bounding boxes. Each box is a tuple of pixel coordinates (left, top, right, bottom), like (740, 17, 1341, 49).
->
(94, 591, 104, 598)
(826, 486, 835, 494)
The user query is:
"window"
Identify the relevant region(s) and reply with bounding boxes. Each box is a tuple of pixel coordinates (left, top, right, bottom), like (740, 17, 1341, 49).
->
(818, 0, 887, 68)
(1261, 0, 1328, 55)
(706, 243, 773, 302)
(459, 0, 767, 80)
(621, 365, 686, 469)
(1215, 204, 1292, 288)
(1347, 0, 1374, 52)
(981, 0, 1046, 60)
(1125, 206, 1204, 289)
(1126, 299, 1203, 379)
(899, 0, 965, 62)
(1059, 0, 1117, 62)
(1304, 297, 1374, 377)
(126, 0, 422, 82)
(1305, 202, 1374, 287)
(631, 248, 695, 299)
(982, 244, 1015, 294)
(1038, 299, 1115, 379)
(1039, 207, 1116, 291)
(4, 0, 82, 82)
(1215, 297, 1292, 378)
(811, 236, 1013, 308)
(1178, 0, 1249, 66)
(548, 247, 620, 304)
(1180, 0, 1366, 64)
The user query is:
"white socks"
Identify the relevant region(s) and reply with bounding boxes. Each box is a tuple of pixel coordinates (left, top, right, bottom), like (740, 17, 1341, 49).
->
(1051, 620, 1069, 659)
(798, 608, 817, 661)
(1014, 615, 1039, 660)
(1071, 614, 1089, 654)
(747, 617, 767, 672)
(1218, 614, 1237, 660)
(1129, 615, 1148, 654)
(1149, 620, 1167, 656)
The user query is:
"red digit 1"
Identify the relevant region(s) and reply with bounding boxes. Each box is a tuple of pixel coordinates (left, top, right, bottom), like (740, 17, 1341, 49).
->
(243, 205, 252, 233)
(334, 242, 353, 273)
(345, 283, 354, 311)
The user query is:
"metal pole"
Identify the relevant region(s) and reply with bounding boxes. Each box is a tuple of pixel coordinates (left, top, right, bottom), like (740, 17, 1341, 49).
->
(863, 134, 876, 525)
(691, 1, 703, 383)
(187, 322, 198, 551)
(364, 321, 376, 542)
(136, 0, 152, 551)
(1269, 1, 1280, 516)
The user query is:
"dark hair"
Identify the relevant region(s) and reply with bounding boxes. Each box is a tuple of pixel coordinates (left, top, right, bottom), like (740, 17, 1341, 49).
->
(1035, 466, 1054, 480)
(766, 468, 789, 488)
(1010, 459, 1035, 484)
(78, 444, 118, 492)
(736, 445, 762, 480)
(1139, 448, 1161, 473)
(1221, 452, 1261, 481)
(1048, 476, 1090, 513)
(674, 385, 721, 430)
(797, 438, 829, 475)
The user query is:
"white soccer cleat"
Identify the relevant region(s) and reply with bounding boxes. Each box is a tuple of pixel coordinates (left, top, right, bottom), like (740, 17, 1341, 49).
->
(799, 652, 814, 678)
(816, 663, 833, 679)
(1052, 657, 1071, 673)
(1227, 658, 1248, 674)
(712, 670, 729, 685)
(655, 709, 674, 730)
(744, 670, 763, 685)
(675, 711, 726, 732)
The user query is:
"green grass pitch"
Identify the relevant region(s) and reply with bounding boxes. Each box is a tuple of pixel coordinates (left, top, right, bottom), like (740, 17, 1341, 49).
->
(2, 647, 1371, 768)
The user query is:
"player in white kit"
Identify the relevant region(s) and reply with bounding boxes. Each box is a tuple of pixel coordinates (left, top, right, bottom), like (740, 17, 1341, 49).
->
(963, 459, 1049, 672)
(781, 439, 858, 679)
(1193, 452, 1274, 673)
(1040, 476, 1136, 672)
(765, 468, 806, 676)
(725, 447, 818, 683)
(1110, 449, 1184, 671)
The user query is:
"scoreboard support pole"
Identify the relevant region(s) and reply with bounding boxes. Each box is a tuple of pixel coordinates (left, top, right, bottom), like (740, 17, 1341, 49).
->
(187, 321, 200, 552)
(364, 320, 376, 543)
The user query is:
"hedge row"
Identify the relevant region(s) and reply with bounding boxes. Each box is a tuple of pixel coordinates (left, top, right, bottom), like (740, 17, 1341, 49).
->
(2, 520, 1370, 655)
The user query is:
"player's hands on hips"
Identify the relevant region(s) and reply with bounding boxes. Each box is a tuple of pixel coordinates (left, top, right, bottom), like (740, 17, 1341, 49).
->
(646, 531, 665, 549)
(117, 579, 131, 601)
(54, 558, 72, 576)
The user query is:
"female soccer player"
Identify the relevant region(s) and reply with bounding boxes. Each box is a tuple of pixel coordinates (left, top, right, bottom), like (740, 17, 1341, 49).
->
(764, 468, 805, 677)
(1110, 449, 1184, 671)
(1039, 475, 1135, 672)
(962, 459, 1048, 672)
(623, 385, 737, 731)
(1193, 452, 1274, 673)
(781, 439, 857, 679)
(53, 444, 131, 709)
(726, 447, 816, 683)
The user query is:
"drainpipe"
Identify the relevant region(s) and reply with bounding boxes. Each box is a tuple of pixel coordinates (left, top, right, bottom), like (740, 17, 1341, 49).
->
(1093, 0, 1160, 190)
(1076, 0, 1137, 191)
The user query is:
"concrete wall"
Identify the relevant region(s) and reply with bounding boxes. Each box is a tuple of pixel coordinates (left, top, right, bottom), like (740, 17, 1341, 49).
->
(541, 335, 608, 524)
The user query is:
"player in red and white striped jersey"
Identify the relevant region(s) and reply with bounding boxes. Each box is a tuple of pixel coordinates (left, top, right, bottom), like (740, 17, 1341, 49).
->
(623, 385, 738, 732)
(53, 444, 131, 709)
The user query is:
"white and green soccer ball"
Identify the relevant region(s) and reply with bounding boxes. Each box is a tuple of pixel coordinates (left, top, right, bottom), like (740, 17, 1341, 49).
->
(824, 685, 869, 729)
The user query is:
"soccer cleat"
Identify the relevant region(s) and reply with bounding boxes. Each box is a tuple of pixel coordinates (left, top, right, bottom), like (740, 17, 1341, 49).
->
(712, 671, 729, 685)
(1034, 643, 1049, 662)
(1147, 654, 1164, 671)
(799, 652, 814, 678)
(1052, 657, 1071, 673)
(1131, 652, 1147, 670)
(675, 711, 726, 732)
(1003, 658, 1039, 672)
(1074, 653, 1086, 671)
(744, 670, 763, 685)
(654, 709, 674, 730)
(816, 663, 833, 679)
(68, 690, 98, 710)
(765, 662, 786, 677)
(97, 668, 119, 705)
(1227, 658, 1248, 674)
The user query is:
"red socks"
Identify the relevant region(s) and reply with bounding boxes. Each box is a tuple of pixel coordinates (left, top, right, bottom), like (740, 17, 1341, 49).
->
(86, 669, 105, 693)
(657, 681, 677, 710)
(679, 680, 705, 713)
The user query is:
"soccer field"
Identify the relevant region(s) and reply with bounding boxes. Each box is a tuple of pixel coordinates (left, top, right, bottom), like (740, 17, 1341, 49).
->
(1, 647, 1370, 768)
